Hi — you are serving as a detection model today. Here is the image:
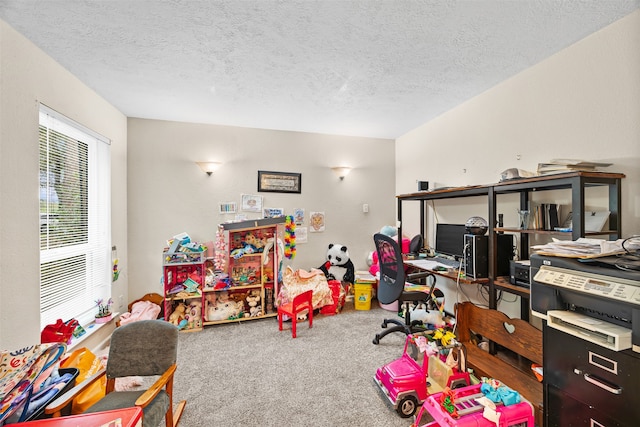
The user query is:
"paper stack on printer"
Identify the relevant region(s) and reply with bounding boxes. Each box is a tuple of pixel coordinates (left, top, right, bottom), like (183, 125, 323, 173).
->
(531, 237, 635, 258)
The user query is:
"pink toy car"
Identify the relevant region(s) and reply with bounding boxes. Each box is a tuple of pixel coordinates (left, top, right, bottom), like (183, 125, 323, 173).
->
(412, 383, 535, 427)
(374, 334, 470, 418)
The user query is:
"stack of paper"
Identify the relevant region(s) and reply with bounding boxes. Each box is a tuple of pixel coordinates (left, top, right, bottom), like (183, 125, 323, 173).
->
(531, 238, 626, 258)
(355, 271, 376, 283)
(537, 159, 612, 175)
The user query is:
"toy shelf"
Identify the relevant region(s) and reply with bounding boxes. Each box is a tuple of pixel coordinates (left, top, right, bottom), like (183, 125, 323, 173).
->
(162, 252, 205, 332)
(203, 218, 285, 326)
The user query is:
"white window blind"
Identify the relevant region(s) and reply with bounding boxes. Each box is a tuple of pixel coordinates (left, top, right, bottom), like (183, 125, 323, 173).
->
(39, 105, 111, 329)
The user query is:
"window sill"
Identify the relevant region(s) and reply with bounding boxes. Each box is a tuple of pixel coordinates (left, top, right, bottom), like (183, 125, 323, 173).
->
(67, 312, 119, 351)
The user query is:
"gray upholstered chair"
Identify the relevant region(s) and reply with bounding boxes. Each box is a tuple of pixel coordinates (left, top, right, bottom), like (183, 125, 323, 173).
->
(46, 320, 186, 427)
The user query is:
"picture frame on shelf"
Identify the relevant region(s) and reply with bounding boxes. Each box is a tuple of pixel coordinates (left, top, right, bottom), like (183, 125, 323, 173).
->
(258, 170, 301, 193)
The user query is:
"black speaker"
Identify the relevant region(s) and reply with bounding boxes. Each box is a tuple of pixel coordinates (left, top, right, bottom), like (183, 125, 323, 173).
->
(464, 234, 488, 279)
(464, 234, 514, 279)
(496, 234, 514, 277)
(417, 181, 429, 191)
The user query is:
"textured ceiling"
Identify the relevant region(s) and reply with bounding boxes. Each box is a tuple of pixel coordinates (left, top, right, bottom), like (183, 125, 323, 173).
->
(1, 1, 638, 139)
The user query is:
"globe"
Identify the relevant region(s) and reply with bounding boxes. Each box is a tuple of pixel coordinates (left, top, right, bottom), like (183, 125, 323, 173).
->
(465, 216, 488, 235)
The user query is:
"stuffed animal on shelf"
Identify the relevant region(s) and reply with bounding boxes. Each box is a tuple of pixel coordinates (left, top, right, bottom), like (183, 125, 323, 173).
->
(246, 289, 262, 317)
(204, 292, 217, 315)
(243, 232, 265, 252)
(230, 244, 257, 259)
(206, 299, 244, 322)
(187, 300, 202, 328)
(318, 243, 355, 284)
(168, 302, 187, 326)
(204, 266, 215, 288)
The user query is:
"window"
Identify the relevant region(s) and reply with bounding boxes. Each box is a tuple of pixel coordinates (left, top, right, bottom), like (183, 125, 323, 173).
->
(39, 105, 111, 329)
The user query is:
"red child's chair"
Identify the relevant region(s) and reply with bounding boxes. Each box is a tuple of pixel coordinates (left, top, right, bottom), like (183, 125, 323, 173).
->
(278, 290, 313, 338)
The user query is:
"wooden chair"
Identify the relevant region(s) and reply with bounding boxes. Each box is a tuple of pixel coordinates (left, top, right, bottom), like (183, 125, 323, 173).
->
(45, 320, 186, 427)
(277, 290, 313, 338)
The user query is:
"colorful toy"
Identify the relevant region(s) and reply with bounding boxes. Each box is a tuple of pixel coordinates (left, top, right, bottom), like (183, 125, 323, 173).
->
(204, 264, 215, 287)
(246, 289, 262, 317)
(187, 300, 202, 328)
(407, 305, 446, 328)
(214, 225, 227, 272)
(375, 334, 471, 418)
(242, 232, 261, 252)
(317, 243, 355, 284)
(168, 302, 187, 326)
(412, 383, 535, 427)
(206, 299, 244, 322)
(182, 277, 200, 294)
(230, 242, 257, 259)
(284, 215, 296, 259)
(204, 292, 217, 315)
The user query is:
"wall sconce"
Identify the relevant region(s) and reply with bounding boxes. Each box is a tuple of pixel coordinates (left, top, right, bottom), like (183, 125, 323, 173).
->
(196, 162, 221, 176)
(331, 166, 352, 180)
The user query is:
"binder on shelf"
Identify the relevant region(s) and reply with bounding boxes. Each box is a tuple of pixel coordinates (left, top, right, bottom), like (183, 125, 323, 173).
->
(547, 204, 559, 230)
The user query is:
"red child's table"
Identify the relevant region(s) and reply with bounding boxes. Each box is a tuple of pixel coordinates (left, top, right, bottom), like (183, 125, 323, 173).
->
(10, 407, 142, 427)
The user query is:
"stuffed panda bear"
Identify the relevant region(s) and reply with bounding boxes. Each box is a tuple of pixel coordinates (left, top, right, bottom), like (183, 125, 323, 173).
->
(318, 243, 355, 284)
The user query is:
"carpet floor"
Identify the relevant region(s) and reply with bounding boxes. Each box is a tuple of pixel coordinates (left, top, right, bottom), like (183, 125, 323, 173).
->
(172, 301, 417, 426)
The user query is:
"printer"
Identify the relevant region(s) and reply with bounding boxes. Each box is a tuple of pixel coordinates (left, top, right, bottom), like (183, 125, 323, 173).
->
(530, 253, 640, 351)
(530, 253, 640, 427)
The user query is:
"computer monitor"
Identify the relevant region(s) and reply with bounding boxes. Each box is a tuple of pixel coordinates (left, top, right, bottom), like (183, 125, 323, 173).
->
(435, 223, 466, 259)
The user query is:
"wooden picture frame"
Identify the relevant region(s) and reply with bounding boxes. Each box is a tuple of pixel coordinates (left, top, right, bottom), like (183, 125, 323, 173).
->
(258, 171, 301, 193)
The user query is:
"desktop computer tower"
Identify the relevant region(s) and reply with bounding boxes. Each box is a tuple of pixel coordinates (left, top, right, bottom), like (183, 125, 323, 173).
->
(464, 234, 514, 279)
(464, 235, 488, 279)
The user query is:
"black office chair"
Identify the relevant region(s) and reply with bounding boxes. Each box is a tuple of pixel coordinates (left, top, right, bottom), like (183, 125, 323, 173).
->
(372, 233, 441, 345)
(408, 234, 424, 256)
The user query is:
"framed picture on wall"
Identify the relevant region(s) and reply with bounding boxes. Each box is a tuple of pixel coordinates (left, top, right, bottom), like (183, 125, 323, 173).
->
(263, 207, 284, 218)
(219, 202, 237, 214)
(258, 171, 302, 193)
(241, 194, 263, 212)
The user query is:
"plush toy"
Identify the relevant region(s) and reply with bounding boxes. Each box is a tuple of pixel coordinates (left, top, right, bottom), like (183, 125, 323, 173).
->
(246, 289, 262, 317)
(206, 298, 244, 322)
(205, 266, 215, 287)
(243, 232, 265, 252)
(217, 291, 230, 303)
(230, 244, 256, 259)
(407, 305, 446, 328)
(318, 243, 355, 284)
(168, 302, 187, 326)
(187, 300, 202, 328)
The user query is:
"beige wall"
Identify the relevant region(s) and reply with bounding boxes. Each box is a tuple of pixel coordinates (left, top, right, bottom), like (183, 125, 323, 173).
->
(127, 119, 396, 298)
(2, 10, 638, 349)
(0, 20, 128, 349)
(396, 11, 640, 317)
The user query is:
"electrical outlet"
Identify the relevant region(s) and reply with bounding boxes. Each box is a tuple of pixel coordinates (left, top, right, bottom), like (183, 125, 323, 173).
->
(119, 294, 124, 309)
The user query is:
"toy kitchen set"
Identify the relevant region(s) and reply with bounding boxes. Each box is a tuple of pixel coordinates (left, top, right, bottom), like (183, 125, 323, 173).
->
(530, 253, 640, 427)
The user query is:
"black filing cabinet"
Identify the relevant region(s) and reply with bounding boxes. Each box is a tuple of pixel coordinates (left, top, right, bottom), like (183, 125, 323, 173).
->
(544, 324, 640, 426)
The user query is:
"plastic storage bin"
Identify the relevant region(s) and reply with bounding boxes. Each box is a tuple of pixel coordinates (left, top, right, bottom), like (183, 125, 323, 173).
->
(354, 283, 372, 310)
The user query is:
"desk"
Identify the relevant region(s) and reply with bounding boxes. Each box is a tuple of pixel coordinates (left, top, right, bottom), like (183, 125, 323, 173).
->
(11, 407, 142, 427)
(404, 259, 489, 285)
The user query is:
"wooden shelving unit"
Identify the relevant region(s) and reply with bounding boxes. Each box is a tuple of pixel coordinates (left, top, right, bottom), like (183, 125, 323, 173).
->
(397, 171, 625, 317)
